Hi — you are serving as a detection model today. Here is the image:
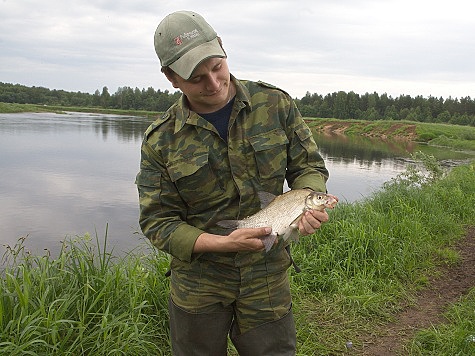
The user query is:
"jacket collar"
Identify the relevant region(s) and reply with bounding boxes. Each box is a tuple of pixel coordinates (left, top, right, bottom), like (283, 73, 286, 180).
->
(173, 74, 251, 134)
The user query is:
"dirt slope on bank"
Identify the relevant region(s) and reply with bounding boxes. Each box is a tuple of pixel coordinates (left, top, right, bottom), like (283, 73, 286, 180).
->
(358, 226, 475, 355)
(308, 120, 418, 141)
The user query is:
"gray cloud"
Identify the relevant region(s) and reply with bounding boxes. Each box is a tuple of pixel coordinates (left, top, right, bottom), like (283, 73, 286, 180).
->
(1, 0, 474, 99)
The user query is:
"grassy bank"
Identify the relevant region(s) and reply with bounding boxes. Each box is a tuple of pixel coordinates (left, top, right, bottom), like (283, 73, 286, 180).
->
(290, 156, 475, 354)
(1, 157, 474, 354)
(1, 234, 171, 355)
(0, 102, 53, 113)
(307, 117, 475, 152)
(0, 102, 160, 118)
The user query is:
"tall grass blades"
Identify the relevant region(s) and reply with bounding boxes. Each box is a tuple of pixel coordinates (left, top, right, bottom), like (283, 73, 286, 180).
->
(0, 231, 171, 355)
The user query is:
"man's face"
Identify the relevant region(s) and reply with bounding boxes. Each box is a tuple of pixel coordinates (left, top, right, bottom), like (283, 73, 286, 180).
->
(167, 57, 233, 114)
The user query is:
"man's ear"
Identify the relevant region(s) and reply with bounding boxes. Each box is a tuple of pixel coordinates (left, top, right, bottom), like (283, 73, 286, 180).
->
(164, 70, 179, 88)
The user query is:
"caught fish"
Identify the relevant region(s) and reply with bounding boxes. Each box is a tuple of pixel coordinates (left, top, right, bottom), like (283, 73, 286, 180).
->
(217, 189, 338, 252)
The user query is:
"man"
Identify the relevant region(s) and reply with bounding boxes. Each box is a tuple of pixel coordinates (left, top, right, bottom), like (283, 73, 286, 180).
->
(136, 10, 332, 355)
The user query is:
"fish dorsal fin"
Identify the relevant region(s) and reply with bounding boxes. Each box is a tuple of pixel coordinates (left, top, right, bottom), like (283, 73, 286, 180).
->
(257, 191, 276, 209)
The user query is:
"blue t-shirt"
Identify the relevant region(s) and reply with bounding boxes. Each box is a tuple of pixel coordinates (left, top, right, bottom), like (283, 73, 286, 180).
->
(199, 96, 235, 142)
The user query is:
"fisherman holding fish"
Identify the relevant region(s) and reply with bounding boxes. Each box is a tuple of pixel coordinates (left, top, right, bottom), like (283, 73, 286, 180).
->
(136, 10, 337, 355)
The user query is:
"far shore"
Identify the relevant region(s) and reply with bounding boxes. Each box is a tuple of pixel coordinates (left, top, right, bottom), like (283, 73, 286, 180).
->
(2, 101, 475, 152)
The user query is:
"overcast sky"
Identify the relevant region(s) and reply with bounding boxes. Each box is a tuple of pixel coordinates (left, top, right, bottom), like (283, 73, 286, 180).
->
(1, 0, 474, 99)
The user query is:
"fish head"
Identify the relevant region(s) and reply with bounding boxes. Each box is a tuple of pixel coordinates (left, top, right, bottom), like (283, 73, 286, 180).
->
(305, 192, 338, 211)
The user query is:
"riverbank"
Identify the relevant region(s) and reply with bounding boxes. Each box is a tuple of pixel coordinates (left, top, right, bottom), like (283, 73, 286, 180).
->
(306, 117, 475, 152)
(2, 101, 474, 152)
(1, 160, 474, 354)
(0, 102, 161, 119)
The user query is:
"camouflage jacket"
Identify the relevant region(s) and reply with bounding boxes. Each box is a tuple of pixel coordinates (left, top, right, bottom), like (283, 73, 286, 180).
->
(135, 76, 328, 265)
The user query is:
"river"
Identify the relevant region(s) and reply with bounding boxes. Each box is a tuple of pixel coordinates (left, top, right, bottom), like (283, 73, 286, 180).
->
(0, 112, 471, 256)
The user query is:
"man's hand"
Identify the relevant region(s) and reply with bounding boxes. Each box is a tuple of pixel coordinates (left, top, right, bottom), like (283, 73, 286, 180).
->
(194, 227, 271, 253)
(298, 210, 329, 236)
(225, 227, 271, 251)
(298, 194, 338, 236)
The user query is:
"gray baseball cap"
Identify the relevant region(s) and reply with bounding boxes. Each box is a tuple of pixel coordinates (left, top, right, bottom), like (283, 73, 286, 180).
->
(154, 11, 226, 79)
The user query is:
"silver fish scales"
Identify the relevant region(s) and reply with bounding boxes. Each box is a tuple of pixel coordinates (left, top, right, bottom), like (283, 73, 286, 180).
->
(217, 189, 338, 251)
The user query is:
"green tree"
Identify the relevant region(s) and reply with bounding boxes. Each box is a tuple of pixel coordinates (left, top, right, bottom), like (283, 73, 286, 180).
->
(383, 105, 399, 120)
(333, 91, 348, 119)
(92, 90, 101, 106)
(347, 91, 360, 119)
(100, 86, 110, 108)
(435, 110, 451, 123)
(364, 107, 379, 120)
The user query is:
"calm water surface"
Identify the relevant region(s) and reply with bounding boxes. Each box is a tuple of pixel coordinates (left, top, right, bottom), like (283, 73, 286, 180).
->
(0, 112, 469, 256)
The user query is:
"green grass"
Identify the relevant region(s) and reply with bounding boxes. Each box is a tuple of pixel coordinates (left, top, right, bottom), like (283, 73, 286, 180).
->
(1, 159, 474, 355)
(0, 102, 49, 113)
(407, 288, 475, 355)
(39, 105, 162, 119)
(415, 122, 475, 141)
(0, 232, 172, 355)
(0, 102, 161, 118)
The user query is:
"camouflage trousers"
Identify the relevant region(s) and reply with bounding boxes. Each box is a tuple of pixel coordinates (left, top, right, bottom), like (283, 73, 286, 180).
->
(169, 252, 295, 355)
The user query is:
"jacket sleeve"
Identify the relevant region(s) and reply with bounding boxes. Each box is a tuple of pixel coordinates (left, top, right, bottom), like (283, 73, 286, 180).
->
(135, 139, 203, 263)
(284, 97, 329, 192)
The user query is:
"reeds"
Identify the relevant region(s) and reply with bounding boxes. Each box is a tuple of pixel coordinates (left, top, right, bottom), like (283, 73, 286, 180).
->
(1, 230, 171, 355)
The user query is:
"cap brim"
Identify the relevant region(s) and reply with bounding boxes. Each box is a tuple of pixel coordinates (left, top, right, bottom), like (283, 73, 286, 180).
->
(169, 37, 226, 80)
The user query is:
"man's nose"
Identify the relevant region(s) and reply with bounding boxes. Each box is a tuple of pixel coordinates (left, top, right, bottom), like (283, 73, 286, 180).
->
(206, 74, 220, 91)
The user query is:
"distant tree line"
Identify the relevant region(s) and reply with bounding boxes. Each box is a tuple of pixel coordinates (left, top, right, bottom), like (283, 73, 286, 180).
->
(1, 82, 474, 126)
(297, 91, 475, 126)
(0, 82, 181, 113)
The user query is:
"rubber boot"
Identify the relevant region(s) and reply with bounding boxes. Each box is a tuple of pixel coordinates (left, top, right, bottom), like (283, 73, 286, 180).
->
(230, 309, 296, 356)
(168, 297, 234, 356)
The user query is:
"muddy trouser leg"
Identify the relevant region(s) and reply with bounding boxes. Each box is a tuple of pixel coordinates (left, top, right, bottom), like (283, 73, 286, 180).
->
(230, 307, 296, 356)
(168, 297, 234, 356)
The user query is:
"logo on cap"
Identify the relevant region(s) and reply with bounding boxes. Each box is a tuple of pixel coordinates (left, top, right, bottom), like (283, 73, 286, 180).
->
(173, 29, 201, 46)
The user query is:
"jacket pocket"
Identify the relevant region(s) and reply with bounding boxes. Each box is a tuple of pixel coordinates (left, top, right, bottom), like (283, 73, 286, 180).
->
(249, 128, 289, 180)
(295, 125, 319, 162)
(135, 169, 161, 188)
(166, 151, 224, 208)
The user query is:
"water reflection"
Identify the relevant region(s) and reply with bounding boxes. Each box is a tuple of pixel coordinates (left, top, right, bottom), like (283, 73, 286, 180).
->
(0, 112, 151, 143)
(83, 112, 151, 143)
(0, 112, 153, 256)
(316, 131, 419, 161)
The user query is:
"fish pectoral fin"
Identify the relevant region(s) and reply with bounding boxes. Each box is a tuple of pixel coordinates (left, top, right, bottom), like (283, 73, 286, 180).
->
(282, 225, 300, 242)
(261, 233, 277, 252)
